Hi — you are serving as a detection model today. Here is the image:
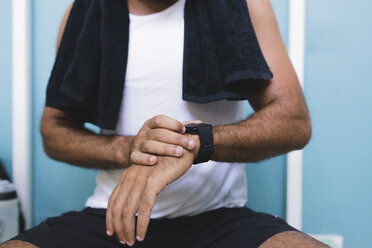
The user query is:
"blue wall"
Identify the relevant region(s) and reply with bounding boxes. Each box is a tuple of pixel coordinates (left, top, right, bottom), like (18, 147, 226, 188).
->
(1, 0, 371, 246)
(246, 0, 289, 219)
(303, 0, 372, 247)
(32, 0, 97, 224)
(0, 0, 13, 180)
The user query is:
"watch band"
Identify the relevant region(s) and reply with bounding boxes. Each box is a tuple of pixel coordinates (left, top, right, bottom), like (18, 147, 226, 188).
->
(184, 123, 215, 164)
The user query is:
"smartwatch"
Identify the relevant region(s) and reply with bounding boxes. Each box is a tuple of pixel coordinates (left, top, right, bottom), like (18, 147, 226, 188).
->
(184, 123, 215, 164)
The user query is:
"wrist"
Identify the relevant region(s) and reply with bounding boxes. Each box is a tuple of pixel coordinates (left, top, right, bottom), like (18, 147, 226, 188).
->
(184, 123, 215, 164)
(113, 135, 135, 168)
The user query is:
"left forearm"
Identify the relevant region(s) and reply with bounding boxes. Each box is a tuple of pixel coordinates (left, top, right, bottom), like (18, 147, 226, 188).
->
(208, 0, 312, 163)
(212, 99, 311, 163)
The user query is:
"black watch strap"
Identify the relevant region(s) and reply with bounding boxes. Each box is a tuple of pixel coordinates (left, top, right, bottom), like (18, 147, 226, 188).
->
(184, 124, 215, 164)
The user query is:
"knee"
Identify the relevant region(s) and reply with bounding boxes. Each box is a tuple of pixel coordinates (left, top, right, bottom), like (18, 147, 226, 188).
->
(0, 240, 38, 248)
(260, 231, 330, 248)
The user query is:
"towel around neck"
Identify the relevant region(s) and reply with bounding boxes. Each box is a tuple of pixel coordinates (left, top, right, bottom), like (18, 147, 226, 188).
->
(46, 0, 273, 129)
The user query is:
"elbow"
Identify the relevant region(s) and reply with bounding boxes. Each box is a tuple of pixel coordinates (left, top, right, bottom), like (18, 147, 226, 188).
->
(40, 119, 58, 160)
(40, 127, 53, 159)
(293, 114, 312, 150)
(42, 141, 56, 160)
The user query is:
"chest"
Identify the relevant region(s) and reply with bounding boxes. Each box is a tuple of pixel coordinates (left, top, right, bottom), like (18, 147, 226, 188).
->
(125, 7, 185, 89)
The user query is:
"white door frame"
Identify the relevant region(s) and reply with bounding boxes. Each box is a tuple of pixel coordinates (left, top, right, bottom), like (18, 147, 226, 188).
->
(12, 0, 33, 229)
(287, 0, 306, 231)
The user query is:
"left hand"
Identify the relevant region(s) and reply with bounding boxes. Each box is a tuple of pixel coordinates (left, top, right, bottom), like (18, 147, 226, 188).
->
(128, 115, 196, 166)
(105, 135, 199, 246)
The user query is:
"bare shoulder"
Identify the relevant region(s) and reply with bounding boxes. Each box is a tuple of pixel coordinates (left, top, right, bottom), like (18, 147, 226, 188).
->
(245, 0, 277, 23)
(245, 0, 286, 62)
(56, 1, 74, 51)
(244, 0, 305, 113)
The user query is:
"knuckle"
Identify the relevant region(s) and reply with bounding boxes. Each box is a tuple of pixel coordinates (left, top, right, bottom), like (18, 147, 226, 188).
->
(153, 115, 165, 126)
(142, 141, 152, 152)
(112, 205, 122, 217)
(122, 208, 132, 218)
(153, 130, 162, 140)
(130, 152, 137, 162)
(153, 117, 161, 126)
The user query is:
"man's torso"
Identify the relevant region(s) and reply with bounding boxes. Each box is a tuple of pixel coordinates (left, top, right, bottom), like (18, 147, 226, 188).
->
(85, 0, 248, 218)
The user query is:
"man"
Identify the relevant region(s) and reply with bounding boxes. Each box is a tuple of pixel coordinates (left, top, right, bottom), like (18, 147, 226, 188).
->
(2, 0, 327, 247)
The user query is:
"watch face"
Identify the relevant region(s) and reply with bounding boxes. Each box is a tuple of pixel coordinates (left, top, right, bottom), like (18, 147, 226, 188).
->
(185, 125, 199, 134)
(184, 123, 212, 134)
(184, 123, 215, 164)
(184, 123, 202, 128)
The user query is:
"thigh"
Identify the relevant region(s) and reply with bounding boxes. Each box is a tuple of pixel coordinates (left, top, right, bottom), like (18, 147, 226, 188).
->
(8, 208, 122, 248)
(0, 240, 38, 248)
(259, 231, 329, 248)
(205, 208, 298, 248)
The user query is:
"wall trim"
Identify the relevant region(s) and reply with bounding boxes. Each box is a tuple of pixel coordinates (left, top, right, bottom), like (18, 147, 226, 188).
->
(287, 0, 306, 231)
(12, 0, 33, 229)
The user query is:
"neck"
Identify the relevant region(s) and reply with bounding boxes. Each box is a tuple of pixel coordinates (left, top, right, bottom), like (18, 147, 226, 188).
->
(127, 0, 178, 15)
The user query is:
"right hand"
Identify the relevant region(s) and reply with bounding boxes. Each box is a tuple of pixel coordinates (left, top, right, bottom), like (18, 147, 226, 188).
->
(106, 141, 197, 246)
(128, 115, 196, 166)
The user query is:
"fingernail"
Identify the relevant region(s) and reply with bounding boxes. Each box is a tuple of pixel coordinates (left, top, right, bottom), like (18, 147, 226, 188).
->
(106, 230, 113, 236)
(188, 139, 195, 148)
(126, 241, 134, 246)
(149, 156, 157, 164)
(175, 146, 183, 156)
(182, 126, 186, 133)
(137, 235, 144, 242)
(120, 240, 126, 245)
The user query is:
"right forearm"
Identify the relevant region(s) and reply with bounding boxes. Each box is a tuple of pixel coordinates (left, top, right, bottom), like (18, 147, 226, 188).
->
(41, 115, 133, 169)
(41, 108, 194, 170)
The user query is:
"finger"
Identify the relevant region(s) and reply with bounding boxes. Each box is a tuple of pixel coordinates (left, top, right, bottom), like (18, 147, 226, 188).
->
(140, 140, 184, 157)
(122, 176, 147, 246)
(112, 198, 127, 245)
(147, 115, 185, 133)
(136, 190, 156, 242)
(149, 129, 195, 149)
(112, 171, 138, 244)
(106, 182, 120, 236)
(130, 151, 157, 166)
(106, 171, 127, 236)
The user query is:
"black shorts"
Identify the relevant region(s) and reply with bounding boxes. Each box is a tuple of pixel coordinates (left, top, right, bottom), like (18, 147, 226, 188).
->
(12, 207, 297, 248)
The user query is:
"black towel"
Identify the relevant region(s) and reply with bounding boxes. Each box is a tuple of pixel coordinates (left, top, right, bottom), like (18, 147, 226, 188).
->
(46, 0, 272, 129)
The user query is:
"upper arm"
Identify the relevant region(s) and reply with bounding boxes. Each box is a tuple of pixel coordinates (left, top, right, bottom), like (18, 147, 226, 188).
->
(41, 1, 78, 132)
(40, 106, 75, 139)
(56, 1, 74, 52)
(246, 0, 306, 113)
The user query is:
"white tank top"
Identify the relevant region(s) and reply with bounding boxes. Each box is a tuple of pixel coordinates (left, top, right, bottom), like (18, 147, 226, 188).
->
(85, 0, 248, 218)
